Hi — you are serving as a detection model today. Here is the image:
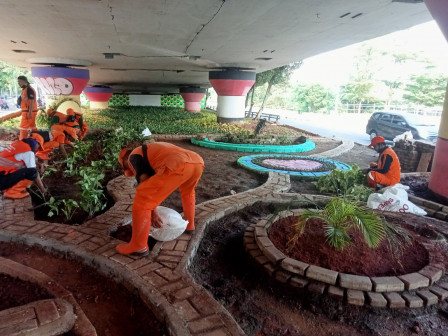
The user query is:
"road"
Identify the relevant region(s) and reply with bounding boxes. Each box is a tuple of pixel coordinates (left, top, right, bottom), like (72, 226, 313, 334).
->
(266, 110, 372, 145)
(279, 114, 371, 145)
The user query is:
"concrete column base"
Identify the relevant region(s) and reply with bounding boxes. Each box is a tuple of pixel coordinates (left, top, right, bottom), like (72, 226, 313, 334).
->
(217, 96, 245, 122)
(90, 101, 109, 110)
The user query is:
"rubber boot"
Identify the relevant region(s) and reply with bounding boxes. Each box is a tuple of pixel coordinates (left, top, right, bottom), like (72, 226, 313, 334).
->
(181, 193, 196, 232)
(116, 210, 152, 256)
(4, 179, 32, 199)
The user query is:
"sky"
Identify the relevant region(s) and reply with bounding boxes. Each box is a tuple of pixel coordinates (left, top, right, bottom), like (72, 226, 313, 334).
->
(291, 21, 448, 88)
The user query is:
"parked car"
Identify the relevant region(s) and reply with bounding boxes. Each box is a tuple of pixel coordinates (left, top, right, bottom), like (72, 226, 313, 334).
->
(366, 111, 439, 142)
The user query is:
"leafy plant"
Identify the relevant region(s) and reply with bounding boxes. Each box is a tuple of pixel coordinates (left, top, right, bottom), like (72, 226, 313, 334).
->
(291, 197, 386, 250)
(44, 197, 60, 217)
(59, 199, 79, 220)
(314, 164, 373, 201)
(41, 167, 57, 179)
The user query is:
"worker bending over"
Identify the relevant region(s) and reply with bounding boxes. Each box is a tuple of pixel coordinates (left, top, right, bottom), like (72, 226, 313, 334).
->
(0, 134, 47, 198)
(366, 136, 401, 189)
(66, 108, 88, 140)
(117, 142, 204, 256)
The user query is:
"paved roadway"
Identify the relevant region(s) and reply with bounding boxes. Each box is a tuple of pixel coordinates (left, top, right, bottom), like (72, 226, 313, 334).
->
(276, 111, 372, 145)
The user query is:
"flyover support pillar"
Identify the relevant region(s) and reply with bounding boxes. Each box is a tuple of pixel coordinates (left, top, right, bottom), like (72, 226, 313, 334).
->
(424, 0, 448, 201)
(180, 87, 206, 112)
(31, 66, 89, 114)
(83, 86, 113, 110)
(209, 70, 255, 123)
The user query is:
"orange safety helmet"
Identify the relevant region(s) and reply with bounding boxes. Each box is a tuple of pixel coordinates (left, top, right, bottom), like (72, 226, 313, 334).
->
(118, 148, 134, 176)
(66, 108, 75, 116)
(368, 136, 385, 148)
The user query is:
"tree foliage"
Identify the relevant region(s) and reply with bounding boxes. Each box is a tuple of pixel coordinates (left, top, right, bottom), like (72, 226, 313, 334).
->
(402, 74, 447, 106)
(252, 62, 302, 118)
(293, 84, 335, 112)
(0, 61, 31, 96)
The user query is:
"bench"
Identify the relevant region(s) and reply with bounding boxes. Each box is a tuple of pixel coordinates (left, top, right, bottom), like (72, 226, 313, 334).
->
(245, 111, 280, 122)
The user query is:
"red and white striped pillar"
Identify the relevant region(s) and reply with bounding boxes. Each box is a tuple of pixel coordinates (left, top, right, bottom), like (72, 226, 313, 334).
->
(180, 87, 206, 112)
(31, 66, 89, 113)
(424, 0, 448, 201)
(209, 70, 255, 123)
(83, 86, 114, 110)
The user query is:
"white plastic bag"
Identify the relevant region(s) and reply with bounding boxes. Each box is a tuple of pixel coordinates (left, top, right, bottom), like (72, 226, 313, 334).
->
(393, 131, 413, 143)
(142, 127, 152, 137)
(367, 184, 427, 216)
(148, 206, 188, 241)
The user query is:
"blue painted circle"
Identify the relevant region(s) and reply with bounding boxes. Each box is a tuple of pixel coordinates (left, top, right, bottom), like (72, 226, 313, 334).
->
(237, 154, 351, 177)
(191, 137, 315, 153)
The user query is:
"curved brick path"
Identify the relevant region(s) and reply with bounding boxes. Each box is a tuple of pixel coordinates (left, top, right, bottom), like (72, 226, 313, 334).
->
(1, 138, 446, 335)
(0, 171, 291, 336)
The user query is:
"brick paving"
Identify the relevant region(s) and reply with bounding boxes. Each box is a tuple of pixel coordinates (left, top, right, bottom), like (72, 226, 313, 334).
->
(0, 169, 290, 335)
(0, 143, 447, 334)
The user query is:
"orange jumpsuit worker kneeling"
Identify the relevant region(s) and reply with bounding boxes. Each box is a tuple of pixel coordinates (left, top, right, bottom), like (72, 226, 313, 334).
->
(117, 142, 204, 256)
(366, 136, 401, 189)
(0, 134, 47, 198)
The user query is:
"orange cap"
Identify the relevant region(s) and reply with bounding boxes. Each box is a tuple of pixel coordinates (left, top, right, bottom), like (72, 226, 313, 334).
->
(66, 108, 75, 116)
(368, 136, 385, 148)
(30, 133, 45, 151)
(118, 148, 134, 176)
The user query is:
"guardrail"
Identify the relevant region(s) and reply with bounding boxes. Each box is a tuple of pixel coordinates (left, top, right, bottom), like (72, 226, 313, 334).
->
(245, 111, 280, 122)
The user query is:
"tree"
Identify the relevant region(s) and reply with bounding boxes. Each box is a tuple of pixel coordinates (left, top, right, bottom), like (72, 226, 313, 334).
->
(254, 62, 302, 118)
(0, 61, 30, 97)
(402, 74, 447, 107)
(293, 84, 335, 112)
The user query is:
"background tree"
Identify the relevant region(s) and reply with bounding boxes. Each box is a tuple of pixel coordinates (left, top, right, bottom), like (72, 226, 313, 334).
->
(402, 74, 447, 107)
(0, 61, 30, 97)
(339, 46, 379, 113)
(254, 61, 302, 118)
(293, 84, 335, 112)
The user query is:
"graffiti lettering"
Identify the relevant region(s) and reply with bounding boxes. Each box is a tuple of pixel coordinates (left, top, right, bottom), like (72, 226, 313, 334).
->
(34, 77, 74, 95)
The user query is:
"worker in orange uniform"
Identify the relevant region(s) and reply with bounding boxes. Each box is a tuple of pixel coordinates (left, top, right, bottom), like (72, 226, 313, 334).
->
(366, 136, 401, 189)
(17, 76, 38, 140)
(65, 108, 88, 140)
(117, 142, 204, 255)
(47, 108, 68, 125)
(0, 134, 47, 198)
(32, 125, 78, 159)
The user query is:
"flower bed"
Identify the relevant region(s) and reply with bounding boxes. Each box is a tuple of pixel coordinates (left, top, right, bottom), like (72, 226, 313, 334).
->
(238, 154, 351, 177)
(191, 137, 316, 153)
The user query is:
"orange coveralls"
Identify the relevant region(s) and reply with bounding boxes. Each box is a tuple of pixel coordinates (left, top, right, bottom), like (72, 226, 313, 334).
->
(35, 125, 78, 159)
(0, 140, 36, 198)
(367, 147, 401, 188)
(19, 86, 38, 140)
(116, 142, 204, 255)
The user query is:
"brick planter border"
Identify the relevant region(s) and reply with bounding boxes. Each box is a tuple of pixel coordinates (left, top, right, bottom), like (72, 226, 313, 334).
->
(245, 205, 448, 308)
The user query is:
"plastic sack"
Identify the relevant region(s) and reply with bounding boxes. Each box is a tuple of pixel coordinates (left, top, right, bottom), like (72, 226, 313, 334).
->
(148, 206, 188, 241)
(142, 127, 152, 137)
(393, 131, 413, 143)
(366, 184, 427, 216)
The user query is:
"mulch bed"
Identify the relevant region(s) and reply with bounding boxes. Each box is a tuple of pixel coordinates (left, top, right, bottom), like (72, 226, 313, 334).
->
(269, 215, 429, 276)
